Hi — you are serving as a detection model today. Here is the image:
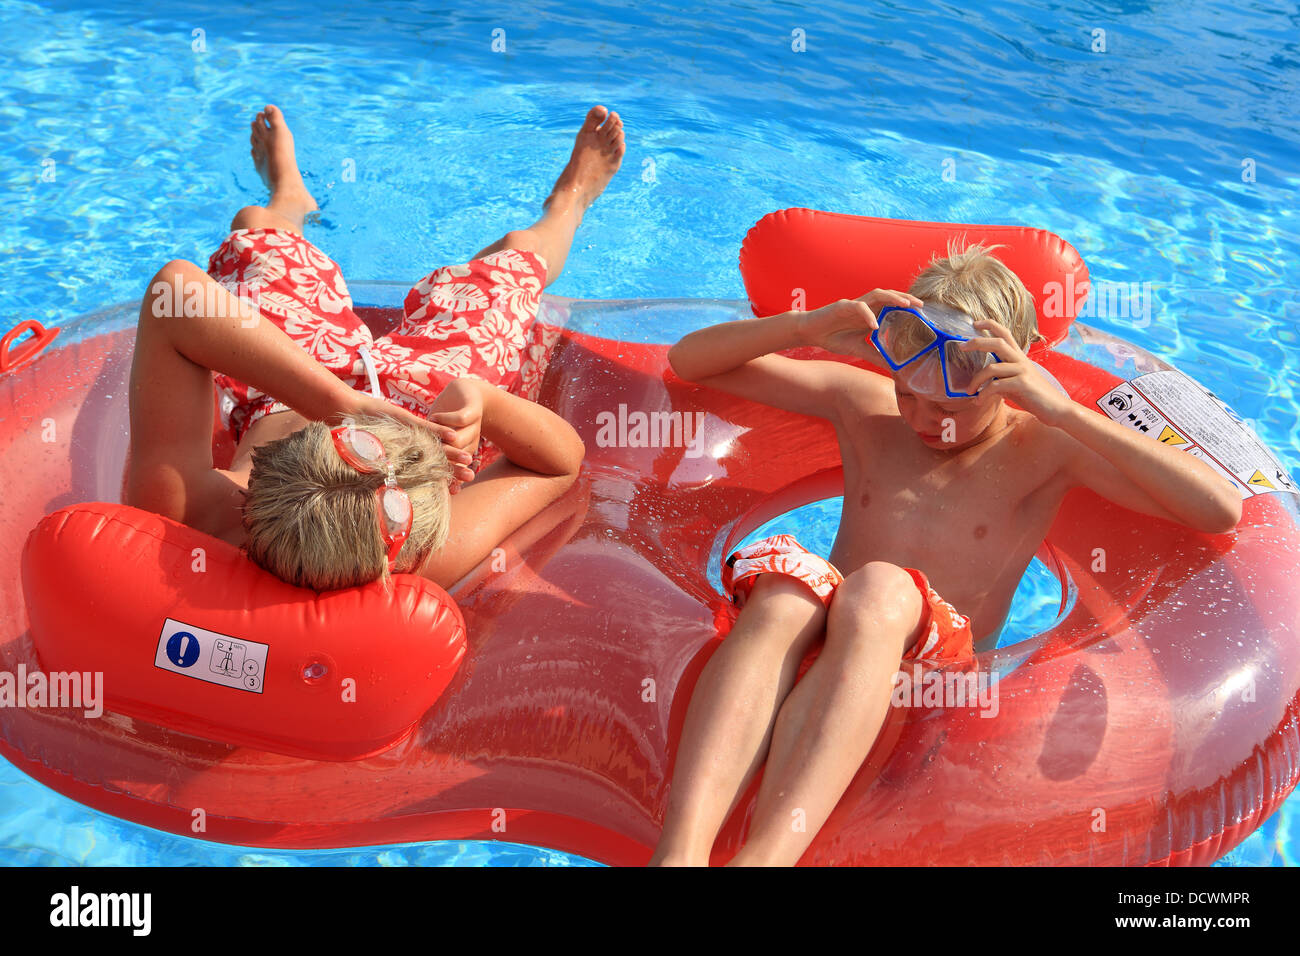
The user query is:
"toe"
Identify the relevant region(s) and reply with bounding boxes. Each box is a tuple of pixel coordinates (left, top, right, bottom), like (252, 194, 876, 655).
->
(264, 104, 284, 127)
(583, 105, 608, 131)
(603, 113, 624, 146)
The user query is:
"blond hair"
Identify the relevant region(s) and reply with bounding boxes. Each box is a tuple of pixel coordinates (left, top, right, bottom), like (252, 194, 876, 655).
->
(900, 240, 1045, 375)
(240, 413, 452, 591)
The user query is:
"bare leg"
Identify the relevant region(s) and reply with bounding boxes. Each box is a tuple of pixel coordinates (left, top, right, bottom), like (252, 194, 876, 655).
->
(470, 105, 625, 287)
(228, 104, 319, 236)
(727, 562, 925, 867)
(648, 574, 827, 866)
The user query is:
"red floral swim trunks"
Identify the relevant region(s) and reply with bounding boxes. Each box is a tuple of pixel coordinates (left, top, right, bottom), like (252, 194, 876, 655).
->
(206, 228, 561, 451)
(722, 533, 975, 663)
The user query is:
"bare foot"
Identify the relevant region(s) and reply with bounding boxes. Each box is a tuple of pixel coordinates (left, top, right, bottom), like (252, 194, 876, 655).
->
(544, 105, 625, 216)
(250, 104, 318, 218)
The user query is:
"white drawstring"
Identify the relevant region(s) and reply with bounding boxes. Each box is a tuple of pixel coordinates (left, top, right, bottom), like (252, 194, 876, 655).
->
(357, 344, 383, 399)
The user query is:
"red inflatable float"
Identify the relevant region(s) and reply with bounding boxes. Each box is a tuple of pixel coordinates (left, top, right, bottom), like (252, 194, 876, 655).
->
(2, 209, 1298, 865)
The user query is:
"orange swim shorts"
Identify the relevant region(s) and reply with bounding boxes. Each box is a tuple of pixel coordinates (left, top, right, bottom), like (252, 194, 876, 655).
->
(721, 533, 975, 663)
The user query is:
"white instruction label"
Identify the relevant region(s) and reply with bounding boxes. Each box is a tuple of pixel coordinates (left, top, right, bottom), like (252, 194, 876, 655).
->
(154, 617, 267, 694)
(1097, 369, 1296, 499)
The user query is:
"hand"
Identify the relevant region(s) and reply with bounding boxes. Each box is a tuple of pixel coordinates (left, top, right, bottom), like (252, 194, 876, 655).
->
(797, 289, 923, 361)
(429, 378, 485, 492)
(962, 319, 1073, 425)
(336, 391, 478, 492)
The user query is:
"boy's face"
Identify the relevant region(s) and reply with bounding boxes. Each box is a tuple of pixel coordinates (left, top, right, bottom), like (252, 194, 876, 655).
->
(892, 373, 1003, 450)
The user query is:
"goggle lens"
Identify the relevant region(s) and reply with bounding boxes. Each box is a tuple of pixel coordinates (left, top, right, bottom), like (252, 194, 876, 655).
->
(876, 310, 936, 365)
(380, 485, 412, 533)
(942, 339, 996, 395)
(348, 428, 386, 466)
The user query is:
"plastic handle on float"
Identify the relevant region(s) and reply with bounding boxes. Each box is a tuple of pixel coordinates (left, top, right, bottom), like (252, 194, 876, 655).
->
(0, 320, 61, 376)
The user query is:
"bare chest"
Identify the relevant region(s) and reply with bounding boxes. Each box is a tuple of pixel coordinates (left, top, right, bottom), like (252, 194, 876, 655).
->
(831, 413, 1065, 634)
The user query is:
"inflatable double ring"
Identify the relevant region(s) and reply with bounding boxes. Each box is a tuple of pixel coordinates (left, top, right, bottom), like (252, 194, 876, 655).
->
(2, 209, 1297, 865)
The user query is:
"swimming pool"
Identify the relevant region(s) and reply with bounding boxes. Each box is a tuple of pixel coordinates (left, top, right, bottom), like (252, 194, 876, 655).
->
(1, 0, 1295, 865)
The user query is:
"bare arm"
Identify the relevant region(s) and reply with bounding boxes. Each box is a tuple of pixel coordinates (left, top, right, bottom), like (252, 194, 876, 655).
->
(417, 378, 585, 588)
(430, 377, 585, 477)
(477, 383, 585, 476)
(667, 292, 920, 418)
(141, 261, 366, 424)
(417, 459, 579, 588)
(125, 260, 467, 527)
(125, 260, 361, 526)
(962, 318, 1242, 535)
(1057, 403, 1242, 533)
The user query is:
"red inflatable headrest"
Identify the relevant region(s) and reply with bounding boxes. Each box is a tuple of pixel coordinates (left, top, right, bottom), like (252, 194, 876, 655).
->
(738, 208, 1090, 351)
(21, 502, 466, 760)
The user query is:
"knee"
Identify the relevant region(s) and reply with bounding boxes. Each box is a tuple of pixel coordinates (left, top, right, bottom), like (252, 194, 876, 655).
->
(230, 205, 276, 232)
(141, 259, 212, 325)
(732, 572, 827, 634)
(142, 259, 196, 311)
(826, 561, 921, 636)
(500, 229, 542, 254)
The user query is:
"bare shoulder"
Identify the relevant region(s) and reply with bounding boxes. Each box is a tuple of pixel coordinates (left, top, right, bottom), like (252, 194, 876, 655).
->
(124, 454, 248, 542)
(835, 365, 897, 418)
(1009, 408, 1078, 491)
(193, 469, 250, 541)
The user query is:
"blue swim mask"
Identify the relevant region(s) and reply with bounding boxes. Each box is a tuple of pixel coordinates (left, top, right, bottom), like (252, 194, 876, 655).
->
(870, 302, 1001, 399)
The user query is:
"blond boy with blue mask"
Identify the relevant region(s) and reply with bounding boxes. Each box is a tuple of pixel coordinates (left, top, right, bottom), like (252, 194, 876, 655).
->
(651, 241, 1240, 866)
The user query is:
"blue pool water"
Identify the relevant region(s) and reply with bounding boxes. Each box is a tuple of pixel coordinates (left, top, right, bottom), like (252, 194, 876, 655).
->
(2, 0, 1296, 865)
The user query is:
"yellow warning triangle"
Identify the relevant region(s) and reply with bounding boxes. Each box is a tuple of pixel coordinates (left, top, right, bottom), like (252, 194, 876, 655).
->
(1158, 425, 1188, 446)
(1248, 470, 1275, 489)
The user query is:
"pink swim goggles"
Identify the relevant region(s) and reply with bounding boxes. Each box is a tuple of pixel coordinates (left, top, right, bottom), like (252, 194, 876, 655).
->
(330, 425, 413, 574)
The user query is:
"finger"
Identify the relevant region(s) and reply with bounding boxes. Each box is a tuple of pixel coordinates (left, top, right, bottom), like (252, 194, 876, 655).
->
(967, 362, 1020, 391)
(972, 320, 1021, 352)
(412, 418, 459, 443)
(862, 289, 923, 309)
(429, 408, 475, 427)
(958, 335, 1018, 357)
(405, 415, 459, 443)
(448, 427, 480, 450)
(452, 464, 476, 484)
(424, 416, 468, 441)
(842, 300, 879, 331)
(444, 445, 473, 464)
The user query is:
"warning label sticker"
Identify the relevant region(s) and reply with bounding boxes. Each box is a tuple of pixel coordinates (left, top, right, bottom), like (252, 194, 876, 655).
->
(154, 617, 268, 694)
(1157, 425, 1187, 447)
(1096, 369, 1297, 499)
